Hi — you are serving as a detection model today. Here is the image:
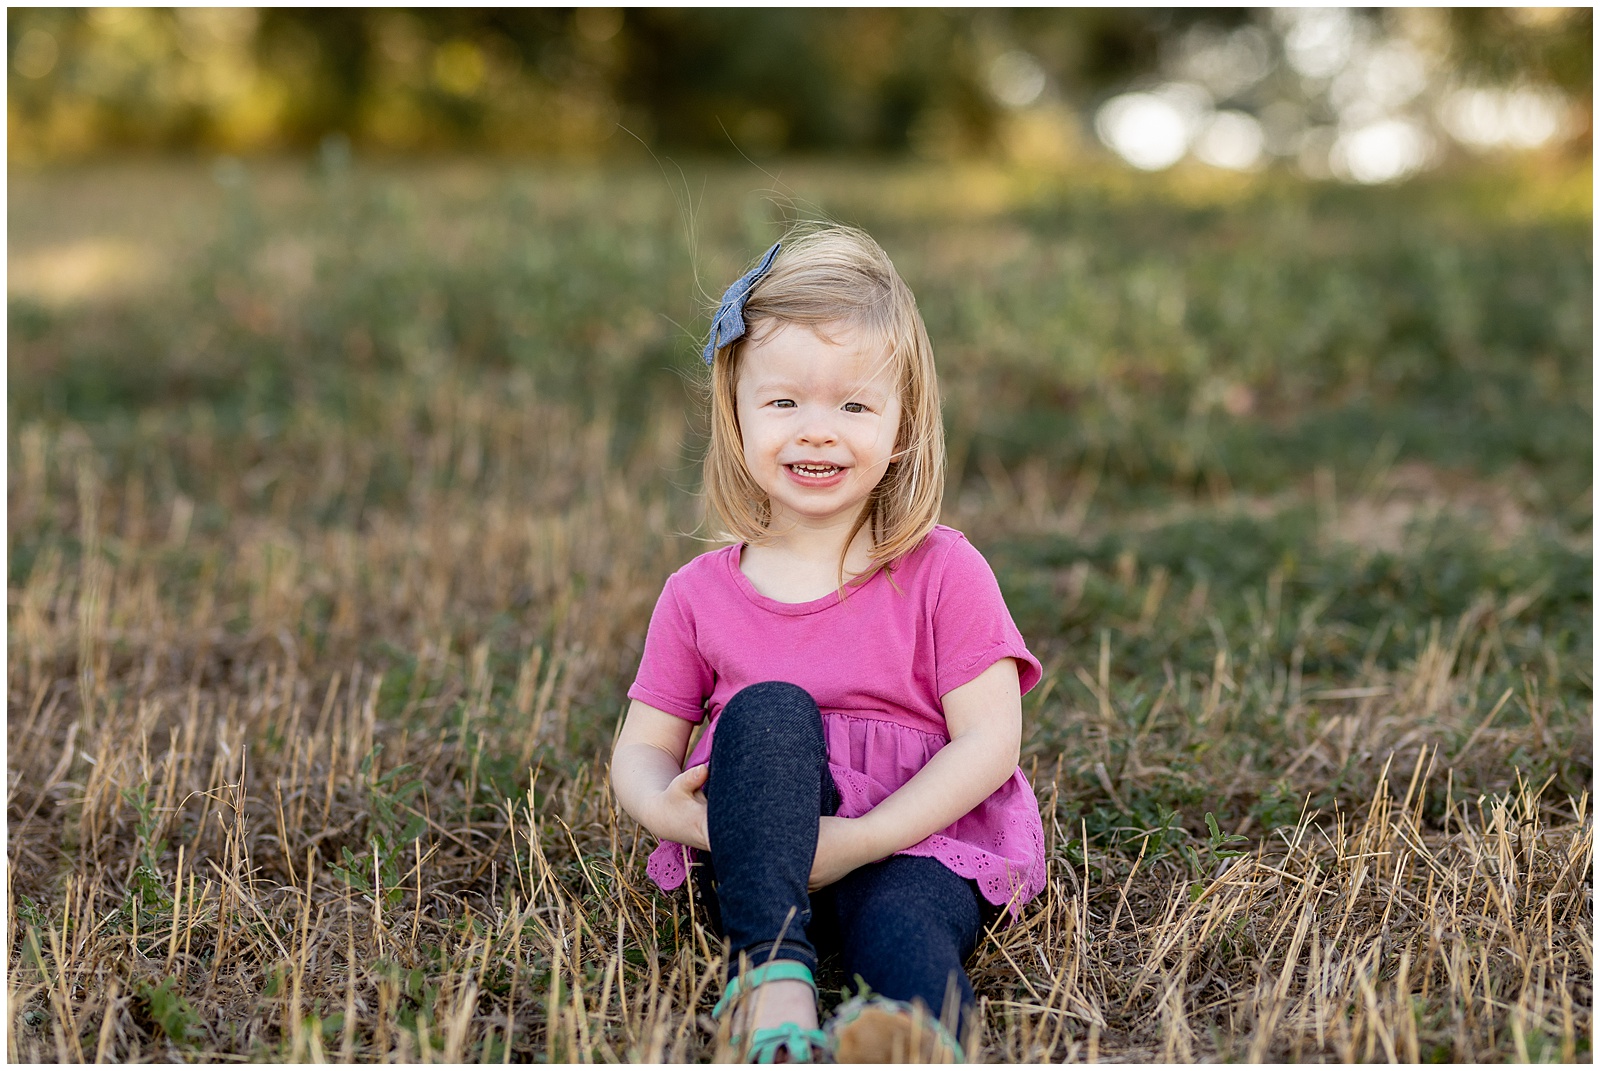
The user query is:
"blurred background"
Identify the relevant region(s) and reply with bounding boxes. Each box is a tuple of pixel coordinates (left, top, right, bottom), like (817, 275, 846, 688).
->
(8, 7, 1592, 175)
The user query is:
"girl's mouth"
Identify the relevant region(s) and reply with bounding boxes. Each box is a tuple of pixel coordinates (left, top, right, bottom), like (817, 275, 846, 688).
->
(787, 463, 845, 479)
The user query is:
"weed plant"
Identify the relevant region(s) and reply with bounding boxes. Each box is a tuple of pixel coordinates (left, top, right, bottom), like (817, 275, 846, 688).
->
(7, 157, 1592, 1061)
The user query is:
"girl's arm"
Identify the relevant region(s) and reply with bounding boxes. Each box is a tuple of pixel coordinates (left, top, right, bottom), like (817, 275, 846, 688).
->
(611, 700, 710, 850)
(809, 658, 1022, 889)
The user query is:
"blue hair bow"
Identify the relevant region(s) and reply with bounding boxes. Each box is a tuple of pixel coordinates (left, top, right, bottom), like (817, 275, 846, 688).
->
(703, 242, 781, 365)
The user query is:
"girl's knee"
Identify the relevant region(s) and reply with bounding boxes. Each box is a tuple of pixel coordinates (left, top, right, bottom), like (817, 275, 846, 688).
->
(727, 680, 817, 713)
(718, 681, 823, 740)
(708, 682, 830, 794)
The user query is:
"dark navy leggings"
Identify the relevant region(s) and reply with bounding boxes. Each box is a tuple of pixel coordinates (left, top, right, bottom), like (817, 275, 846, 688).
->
(694, 681, 989, 1037)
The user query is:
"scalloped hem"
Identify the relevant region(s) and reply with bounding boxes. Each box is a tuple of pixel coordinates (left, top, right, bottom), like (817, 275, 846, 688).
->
(644, 837, 1043, 918)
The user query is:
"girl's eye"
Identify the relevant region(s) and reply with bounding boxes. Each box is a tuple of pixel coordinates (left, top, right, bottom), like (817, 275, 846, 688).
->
(842, 402, 868, 414)
(772, 399, 796, 409)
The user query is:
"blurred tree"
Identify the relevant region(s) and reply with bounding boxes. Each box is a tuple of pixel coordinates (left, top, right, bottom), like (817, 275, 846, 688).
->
(615, 9, 995, 155)
(1445, 7, 1591, 93)
(6, 7, 1592, 165)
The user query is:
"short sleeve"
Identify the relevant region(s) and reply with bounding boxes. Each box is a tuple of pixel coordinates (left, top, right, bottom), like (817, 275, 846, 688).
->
(627, 574, 714, 722)
(931, 535, 1043, 699)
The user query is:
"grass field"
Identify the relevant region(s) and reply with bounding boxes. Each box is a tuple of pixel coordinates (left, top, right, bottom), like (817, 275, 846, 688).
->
(7, 155, 1592, 1062)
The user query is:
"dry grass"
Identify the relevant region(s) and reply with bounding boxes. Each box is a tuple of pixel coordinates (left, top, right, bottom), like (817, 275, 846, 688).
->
(979, 756, 1590, 1063)
(8, 380, 1591, 1062)
(8, 160, 1591, 1061)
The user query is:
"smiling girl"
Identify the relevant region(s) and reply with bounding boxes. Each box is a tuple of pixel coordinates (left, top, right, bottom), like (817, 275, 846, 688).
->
(611, 226, 1045, 1062)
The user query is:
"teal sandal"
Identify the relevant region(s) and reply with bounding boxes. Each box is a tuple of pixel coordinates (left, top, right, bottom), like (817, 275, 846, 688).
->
(826, 994, 965, 1063)
(712, 961, 832, 1063)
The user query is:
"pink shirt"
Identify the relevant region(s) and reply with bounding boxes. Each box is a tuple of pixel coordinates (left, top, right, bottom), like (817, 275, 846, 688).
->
(628, 524, 1047, 914)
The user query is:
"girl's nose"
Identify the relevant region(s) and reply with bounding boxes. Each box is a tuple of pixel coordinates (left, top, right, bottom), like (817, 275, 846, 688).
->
(796, 408, 838, 446)
(796, 422, 838, 445)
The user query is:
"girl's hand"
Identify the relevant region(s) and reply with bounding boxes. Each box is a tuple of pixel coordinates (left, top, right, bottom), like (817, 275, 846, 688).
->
(808, 816, 877, 891)
(654, 763, 710, 851)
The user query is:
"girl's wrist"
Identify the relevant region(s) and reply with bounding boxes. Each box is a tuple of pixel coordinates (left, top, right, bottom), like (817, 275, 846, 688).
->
(650, 795, 690, 844)
(837, 810, 896, 865)
(627, 787, 677, 841)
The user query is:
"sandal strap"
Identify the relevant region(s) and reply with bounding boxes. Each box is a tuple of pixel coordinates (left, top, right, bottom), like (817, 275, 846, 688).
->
(712, 960, 817, 1020)
(746, 1024, 829, 1063)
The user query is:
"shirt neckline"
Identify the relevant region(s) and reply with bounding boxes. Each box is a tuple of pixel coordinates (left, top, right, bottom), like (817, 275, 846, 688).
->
(726, 543, 881, 616)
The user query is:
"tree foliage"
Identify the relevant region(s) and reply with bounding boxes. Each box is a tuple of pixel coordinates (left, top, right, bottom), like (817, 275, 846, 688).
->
(7, 7, 1591, 162)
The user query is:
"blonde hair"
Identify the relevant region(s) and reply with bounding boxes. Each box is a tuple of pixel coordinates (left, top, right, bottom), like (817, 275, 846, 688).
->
(701, 223, 945, 582)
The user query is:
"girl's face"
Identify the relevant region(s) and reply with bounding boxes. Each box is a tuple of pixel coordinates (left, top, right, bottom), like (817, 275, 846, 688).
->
(735, 320, 902, 535)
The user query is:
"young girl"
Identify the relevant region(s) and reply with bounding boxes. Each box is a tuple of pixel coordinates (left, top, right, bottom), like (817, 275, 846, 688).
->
(612, 225, 1045, 1063)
